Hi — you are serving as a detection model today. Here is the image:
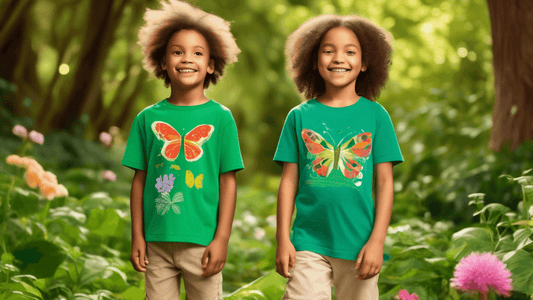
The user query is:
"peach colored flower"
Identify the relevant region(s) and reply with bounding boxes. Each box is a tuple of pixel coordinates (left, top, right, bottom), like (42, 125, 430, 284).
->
(6, 155, 67, 200)
(12, 125, 28, 139)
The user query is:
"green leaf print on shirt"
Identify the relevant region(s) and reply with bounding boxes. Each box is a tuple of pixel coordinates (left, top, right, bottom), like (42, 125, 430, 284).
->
(155, 192, 184, 216)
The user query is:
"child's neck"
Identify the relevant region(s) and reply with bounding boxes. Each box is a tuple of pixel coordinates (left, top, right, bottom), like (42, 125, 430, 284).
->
(317, 87, 361, 108)
(167, 85, 209, 106)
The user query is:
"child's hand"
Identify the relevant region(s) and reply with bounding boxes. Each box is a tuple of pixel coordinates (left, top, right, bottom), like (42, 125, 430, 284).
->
(130, 236, 148, 272)
(275, 238, 296, 278)
(201, 237, 228, 277)
(355, 239, 383, 280)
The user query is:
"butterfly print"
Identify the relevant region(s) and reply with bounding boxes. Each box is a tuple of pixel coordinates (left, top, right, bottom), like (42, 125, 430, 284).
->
(301, 129, 372, 179)
(152, 122, 214, 162)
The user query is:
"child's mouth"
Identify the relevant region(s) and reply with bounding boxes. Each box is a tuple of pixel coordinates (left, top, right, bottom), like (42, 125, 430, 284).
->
(178, 69, 197, 73)
(328, 68, 350, 73)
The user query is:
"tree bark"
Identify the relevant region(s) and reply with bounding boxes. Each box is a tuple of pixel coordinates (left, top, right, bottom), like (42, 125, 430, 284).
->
(46, 0, 128, 131)
(487, 0, 533, 151)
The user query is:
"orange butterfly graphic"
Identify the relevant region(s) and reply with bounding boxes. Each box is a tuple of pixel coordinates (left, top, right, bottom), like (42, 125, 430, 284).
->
(152, 122, 214, 162)
(301, 129, 372, 179)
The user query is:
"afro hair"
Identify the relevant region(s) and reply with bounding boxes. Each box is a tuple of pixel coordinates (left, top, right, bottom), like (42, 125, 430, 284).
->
(285, 15, 393, 101)
(138, 0, 240, 88)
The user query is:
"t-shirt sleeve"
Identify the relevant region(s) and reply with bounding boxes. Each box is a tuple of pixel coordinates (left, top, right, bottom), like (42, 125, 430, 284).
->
(273, 109, 299, 165)
(220, 116, 244, 174)
(372, 104, 403, 166)
(122, 114, 148, 171)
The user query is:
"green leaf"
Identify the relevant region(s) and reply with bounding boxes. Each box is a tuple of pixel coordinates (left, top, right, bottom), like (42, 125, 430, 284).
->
(502, 249, 533, 295)
(49, 206, 86, 223)
(85, 208, 126, 238)
(78, 254, 109, 287)
(473, 203, 511, 225)
(225, 271, 286, 300)
(447, 227, 494, 261)
(12, 240, 66, 278)
(10, 187, 41, 218)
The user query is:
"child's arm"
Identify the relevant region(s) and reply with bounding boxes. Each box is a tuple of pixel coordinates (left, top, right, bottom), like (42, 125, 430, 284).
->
(275, 162, 299, 278)
(201, 170, 237, 277)
(355, 162, 394, 280)
(130, 169, 148, 272)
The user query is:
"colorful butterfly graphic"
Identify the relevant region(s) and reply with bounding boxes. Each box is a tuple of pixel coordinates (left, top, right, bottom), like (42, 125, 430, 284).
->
(152, 122, 214, 162)
(185, 170, 203, 189)
(155, 163, 164, 168)
(301, 129, 372, 179)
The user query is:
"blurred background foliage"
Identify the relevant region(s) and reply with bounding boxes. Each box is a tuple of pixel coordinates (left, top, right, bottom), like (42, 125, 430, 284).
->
(2, 0, 533, 298)
(1, 0, 533, 248)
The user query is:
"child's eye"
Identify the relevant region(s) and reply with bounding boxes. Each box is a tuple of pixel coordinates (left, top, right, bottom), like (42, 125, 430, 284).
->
(194, 52, 203, 56)
(173, 51, 182, 55)
(347, 51, 356, 55)
(324, 50, 333, 54)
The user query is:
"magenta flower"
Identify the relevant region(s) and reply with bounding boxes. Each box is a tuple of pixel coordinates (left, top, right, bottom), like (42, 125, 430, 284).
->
(28, 130, 44, 145)
(101, 170, 117, 182)
(451, 252, 512, 297)
(394, 289, 419, 300)
(99, 132, 113, 147)
(12, 125, 28, 139)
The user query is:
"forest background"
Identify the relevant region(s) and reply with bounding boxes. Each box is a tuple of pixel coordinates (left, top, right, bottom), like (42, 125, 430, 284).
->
(1, 0, 533, 299)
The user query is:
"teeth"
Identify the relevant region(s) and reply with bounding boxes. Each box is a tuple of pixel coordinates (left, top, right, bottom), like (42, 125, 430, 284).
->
(331, 69, 349, 73)
(178, 69, 196, 73)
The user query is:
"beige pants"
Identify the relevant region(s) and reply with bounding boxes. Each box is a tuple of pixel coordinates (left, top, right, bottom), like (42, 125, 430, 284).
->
(145, 242, 222, 300)
(282, 251, 379, 300)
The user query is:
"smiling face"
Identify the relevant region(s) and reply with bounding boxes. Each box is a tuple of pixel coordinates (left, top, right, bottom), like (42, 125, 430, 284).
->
(317, 26, 366, 94)
(161, 29, 215, 89)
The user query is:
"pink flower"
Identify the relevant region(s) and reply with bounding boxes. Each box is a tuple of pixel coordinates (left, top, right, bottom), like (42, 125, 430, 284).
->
(28, 130, 44, 145)
(99, 132, 113, 147)
(12, 125, 28, 139)
(101, 170, 116, 182)
(394, 289, 419, 300)
(451, 252, 512, 297)
(254, 228, 265, 240)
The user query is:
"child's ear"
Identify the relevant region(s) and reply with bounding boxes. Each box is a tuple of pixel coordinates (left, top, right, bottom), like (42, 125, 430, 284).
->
(207, 58, 215, 74)
(361, 62, 367, 72)
(161, 55, 167, 71)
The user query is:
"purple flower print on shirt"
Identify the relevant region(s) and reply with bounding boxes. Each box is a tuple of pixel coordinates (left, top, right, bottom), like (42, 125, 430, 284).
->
(155, 174, 175, 194)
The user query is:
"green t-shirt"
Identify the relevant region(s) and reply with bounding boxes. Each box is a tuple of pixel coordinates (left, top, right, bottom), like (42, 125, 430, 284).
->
(122, 99, 244, 245)
(274, 98, 403, 260)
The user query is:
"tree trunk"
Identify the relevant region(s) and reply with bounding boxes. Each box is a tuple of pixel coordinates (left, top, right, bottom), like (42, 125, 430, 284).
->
(487, 0, 533, 151)
(46, 0, 128, 131)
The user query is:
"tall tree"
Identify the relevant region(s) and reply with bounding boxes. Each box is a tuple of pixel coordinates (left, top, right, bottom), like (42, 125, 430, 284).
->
(487, 0, 533, 151)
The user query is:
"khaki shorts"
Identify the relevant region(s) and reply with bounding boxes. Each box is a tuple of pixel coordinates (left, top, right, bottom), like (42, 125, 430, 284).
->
(145, 242, 222, 300)
(282, 251, 379, 300)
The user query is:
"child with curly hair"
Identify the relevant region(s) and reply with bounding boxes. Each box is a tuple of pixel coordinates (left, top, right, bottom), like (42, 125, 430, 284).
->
(122, 1, 243, 299)
(274, 15, 403, 299)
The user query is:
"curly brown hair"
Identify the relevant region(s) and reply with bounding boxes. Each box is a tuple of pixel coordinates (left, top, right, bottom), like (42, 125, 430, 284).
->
(285, 15, 393, 101)
(138, 0, 240, 88)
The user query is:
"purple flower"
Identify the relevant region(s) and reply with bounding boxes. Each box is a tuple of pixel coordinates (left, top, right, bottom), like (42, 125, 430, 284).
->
(155, 174, 175, 194)
(99, 132, 113, 147)
(12, 125, 28, 139)
(451, 252, 512, 297)
(101, 170, 117, 182)
(28, 130, 44, 145)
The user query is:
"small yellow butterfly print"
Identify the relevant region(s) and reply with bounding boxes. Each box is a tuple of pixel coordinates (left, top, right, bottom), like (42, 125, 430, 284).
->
(185, 170, 203, 189)
(155, 163, 164, 168)
(170, 165, 180, 170)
